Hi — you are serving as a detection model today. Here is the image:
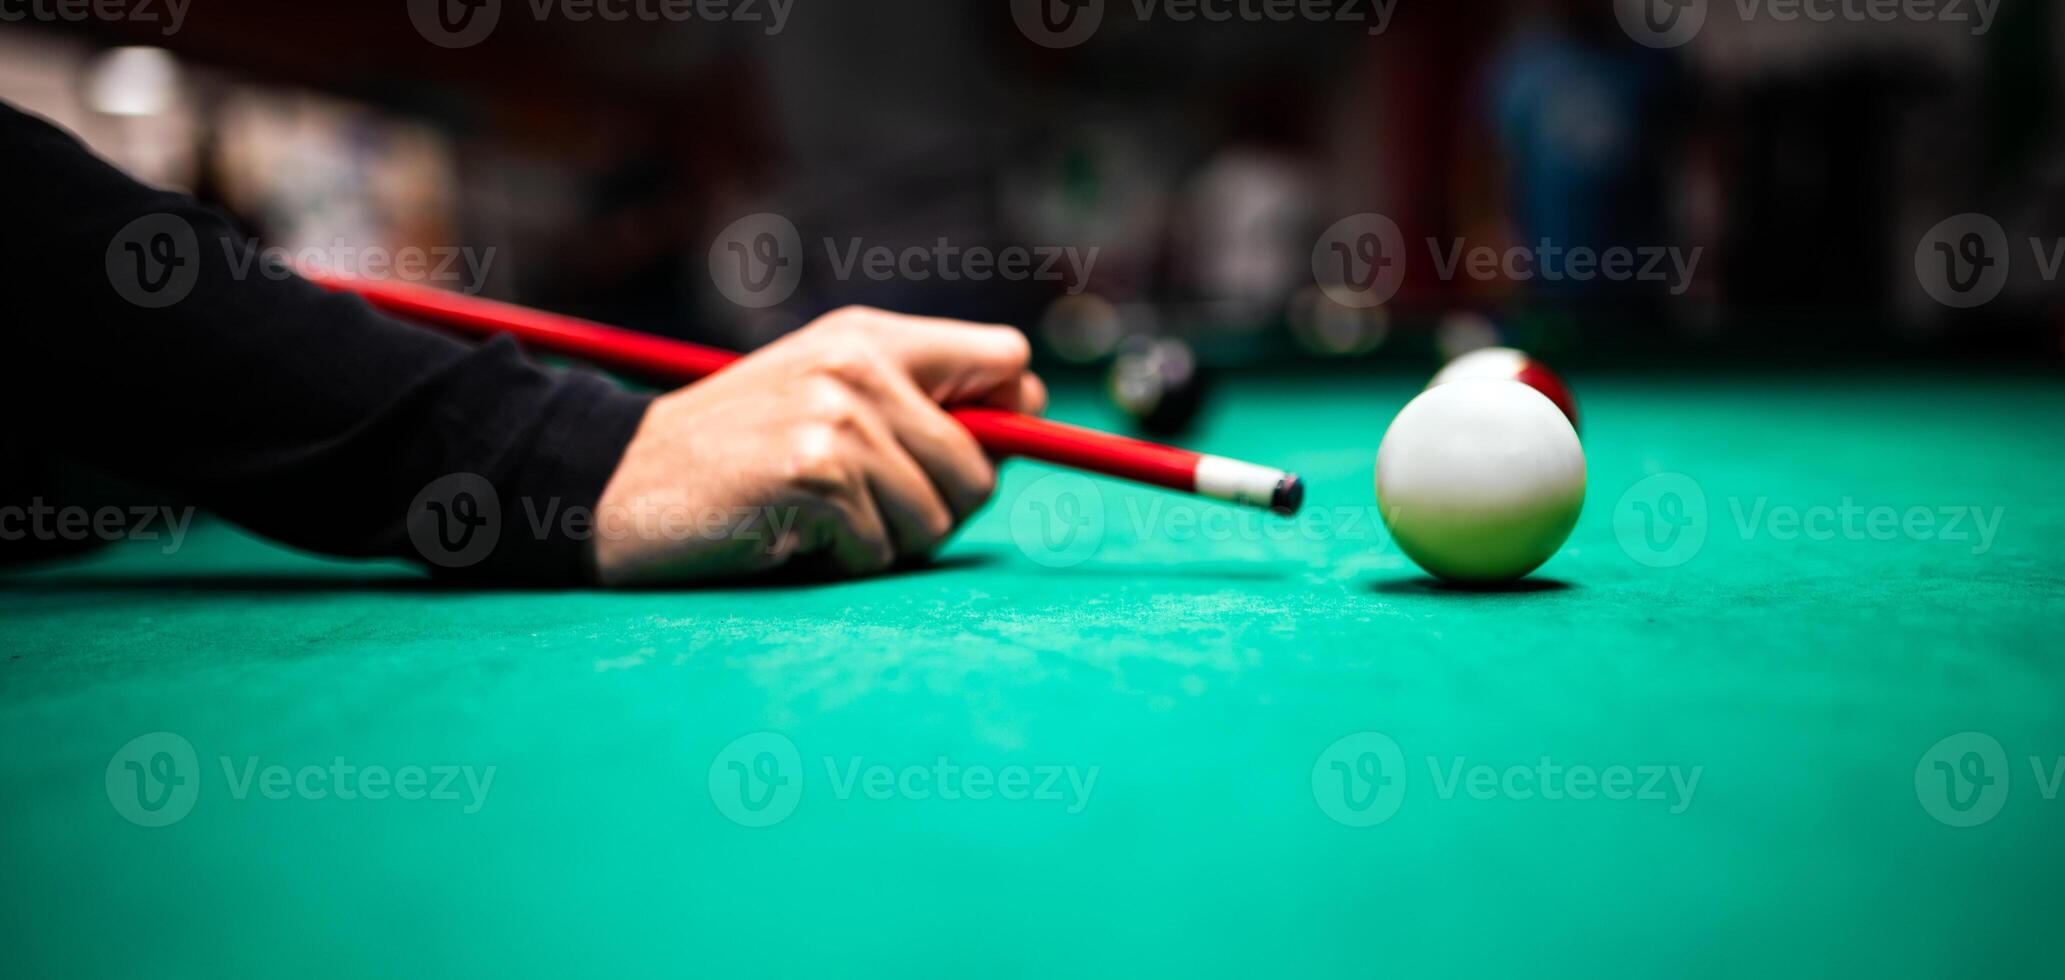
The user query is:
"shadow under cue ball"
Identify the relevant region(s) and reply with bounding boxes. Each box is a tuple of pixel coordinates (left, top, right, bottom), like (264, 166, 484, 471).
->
(1376, 378, 1585, 582)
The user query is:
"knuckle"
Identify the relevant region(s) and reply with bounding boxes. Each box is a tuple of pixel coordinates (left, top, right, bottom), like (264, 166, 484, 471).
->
(815, 347, 888, 388)
(813, 305, 881, 338)
(801, 376, 862, 424)
(784, 426, 849, 488)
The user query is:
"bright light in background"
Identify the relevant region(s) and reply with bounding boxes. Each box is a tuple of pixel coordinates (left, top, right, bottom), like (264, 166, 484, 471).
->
(85, 47, 180, 117)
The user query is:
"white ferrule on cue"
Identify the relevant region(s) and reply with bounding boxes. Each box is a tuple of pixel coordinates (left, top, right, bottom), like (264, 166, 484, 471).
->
(1194, 455, 1290, 510)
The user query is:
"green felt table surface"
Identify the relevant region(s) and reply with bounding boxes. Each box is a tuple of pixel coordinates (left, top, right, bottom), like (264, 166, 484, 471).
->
(4, 372, 2063, 978)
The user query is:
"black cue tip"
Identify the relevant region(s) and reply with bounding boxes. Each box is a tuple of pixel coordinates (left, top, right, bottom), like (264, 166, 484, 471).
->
(1270, 474, 1305, 516)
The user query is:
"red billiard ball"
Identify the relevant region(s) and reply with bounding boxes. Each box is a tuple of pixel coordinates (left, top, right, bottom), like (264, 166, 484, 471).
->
(1428, 347, 1578, 432)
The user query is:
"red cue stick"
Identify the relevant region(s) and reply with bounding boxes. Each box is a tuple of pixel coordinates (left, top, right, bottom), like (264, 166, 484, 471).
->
(303, 270, 1304, 515)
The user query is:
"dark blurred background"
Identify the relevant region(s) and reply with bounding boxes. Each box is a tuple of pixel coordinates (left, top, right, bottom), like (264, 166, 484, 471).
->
(6, 0, 2063, 370)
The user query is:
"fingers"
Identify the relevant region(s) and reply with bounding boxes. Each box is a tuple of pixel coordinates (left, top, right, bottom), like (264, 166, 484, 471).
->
(787, 439, 895, 576)
(812, 485, 896, 575)
(845, 405, 957, 556)
(735, 307, 1052, 579)
(815, 307, 1038, 410)
(984, 372, 1048, 416)
(846, 368, 998, 520)
(785, 375, 956, 574)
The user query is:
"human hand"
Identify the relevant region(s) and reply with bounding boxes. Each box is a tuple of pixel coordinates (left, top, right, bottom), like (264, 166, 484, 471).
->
(590, 307, 1045, 585)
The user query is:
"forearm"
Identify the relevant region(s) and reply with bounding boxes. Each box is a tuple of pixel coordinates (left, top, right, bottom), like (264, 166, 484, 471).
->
(0, 102, 651, 582)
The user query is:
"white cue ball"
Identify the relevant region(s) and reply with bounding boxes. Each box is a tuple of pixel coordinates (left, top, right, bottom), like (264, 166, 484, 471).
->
(1376, 378, 1585, 582)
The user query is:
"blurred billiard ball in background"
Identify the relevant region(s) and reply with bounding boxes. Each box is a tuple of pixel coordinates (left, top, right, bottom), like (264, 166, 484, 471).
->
(1107, 336, 1209, 438)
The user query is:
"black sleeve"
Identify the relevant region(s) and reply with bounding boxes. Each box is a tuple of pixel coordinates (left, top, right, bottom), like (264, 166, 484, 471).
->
(0, 101, 655, 584)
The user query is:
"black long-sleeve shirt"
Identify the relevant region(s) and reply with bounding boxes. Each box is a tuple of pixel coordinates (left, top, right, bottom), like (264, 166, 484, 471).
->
(0, 102, 654, 583)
